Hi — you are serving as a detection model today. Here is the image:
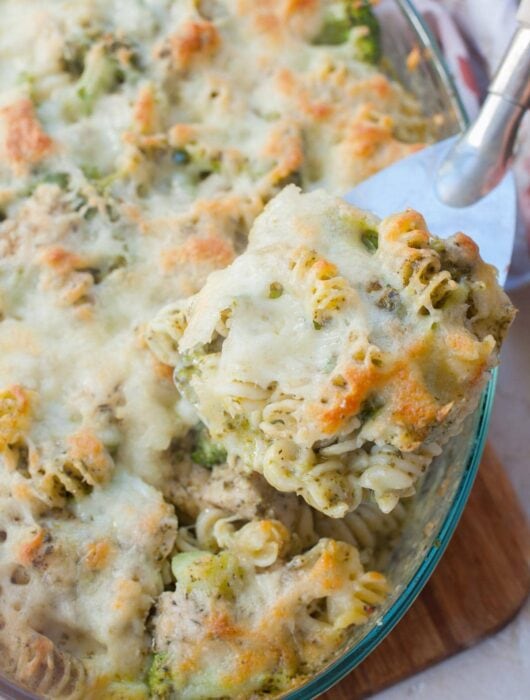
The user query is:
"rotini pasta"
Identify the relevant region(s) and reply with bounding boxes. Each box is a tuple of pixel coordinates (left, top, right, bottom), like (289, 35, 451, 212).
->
(314, 500, 408, 568)
(0, 386, 33, 450)
(2, 629, 87, 700)
(289, 247, 356, 326)
(3, 430, 115, 507)
(356, 443, 442, 513)
(153, 539, 388, 699)
(145, 302, 189, 368)
(260, 396, 302, 440)
(177, 506, 291, 568)
(0, 465, 178, 693)
(148, 187, 513, 519)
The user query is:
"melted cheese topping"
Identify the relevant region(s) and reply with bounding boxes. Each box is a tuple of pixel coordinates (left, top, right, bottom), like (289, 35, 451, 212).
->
(149, 187, 514, 516)
(153, 539, 388, 700)
(0, 0, 494, 697)
(0, 465, 177, 697)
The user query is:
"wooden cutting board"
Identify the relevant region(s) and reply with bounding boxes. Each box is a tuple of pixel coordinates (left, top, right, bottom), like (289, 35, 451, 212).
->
(324, 444, 530, 699)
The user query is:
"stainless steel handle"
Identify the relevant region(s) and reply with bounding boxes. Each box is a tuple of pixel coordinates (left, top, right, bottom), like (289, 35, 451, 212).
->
(436, 2, 530, 208)
(518, 0, 530, 26)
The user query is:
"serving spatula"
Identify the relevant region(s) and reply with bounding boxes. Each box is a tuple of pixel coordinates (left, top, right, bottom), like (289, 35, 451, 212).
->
(346, 0, 530, 286)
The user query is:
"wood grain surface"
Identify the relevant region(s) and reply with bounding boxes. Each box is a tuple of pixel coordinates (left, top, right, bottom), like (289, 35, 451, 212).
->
(323, 444, 530, 699)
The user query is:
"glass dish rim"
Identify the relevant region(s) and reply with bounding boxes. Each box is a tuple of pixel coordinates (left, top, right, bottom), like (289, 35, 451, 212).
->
(284, 1, 489, 698)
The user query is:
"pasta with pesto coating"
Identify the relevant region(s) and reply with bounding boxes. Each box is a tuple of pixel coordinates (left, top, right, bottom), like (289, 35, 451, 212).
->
(148, 186, 514, 517)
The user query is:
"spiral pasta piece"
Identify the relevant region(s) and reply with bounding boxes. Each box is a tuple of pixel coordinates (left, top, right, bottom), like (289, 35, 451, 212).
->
(177, 507, 291, 568)
(9, 630, 87, 700)
(155, 538, 388, 699)
(313, 499, 407, 569)
(260, 396, 301, 440)
(145, 301, 189, 367)
(357, 444, 442, 513)
(289, 247, 356, 326)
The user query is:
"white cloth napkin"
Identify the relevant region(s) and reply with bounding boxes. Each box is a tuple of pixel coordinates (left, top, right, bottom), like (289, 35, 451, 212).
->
(415, 0, 530, 289)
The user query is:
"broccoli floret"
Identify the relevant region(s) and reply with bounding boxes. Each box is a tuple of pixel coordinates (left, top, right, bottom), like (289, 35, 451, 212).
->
(349, 0, 381, 64)
(22, 171, 71, 198)
(17, 71, 38, 102)
(63, 41, 127, 119)
(191, 425, 227, 468)
(42, 172, 70, 189)
(312, 1, 352, 45)
(313, 17, 352, 46)
(147, 653, 173, 700)
(76, 44, 123, 114)
(171, 550, 211, 579)
(360, 227, 379, 252)
(312, 1, 381, 64)
(171, 550, 244, 600)
(80, 164, 122, 194)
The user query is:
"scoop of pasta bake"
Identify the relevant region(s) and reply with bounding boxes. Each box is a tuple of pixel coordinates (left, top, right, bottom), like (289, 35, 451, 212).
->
(148, 186, 514, 517)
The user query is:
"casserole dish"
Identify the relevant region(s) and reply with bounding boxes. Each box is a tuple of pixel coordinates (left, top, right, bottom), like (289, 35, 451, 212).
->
(0, 1, 496, 699)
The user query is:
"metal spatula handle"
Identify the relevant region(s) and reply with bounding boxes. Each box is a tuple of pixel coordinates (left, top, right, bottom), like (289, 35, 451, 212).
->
(436, 0, 530, 207)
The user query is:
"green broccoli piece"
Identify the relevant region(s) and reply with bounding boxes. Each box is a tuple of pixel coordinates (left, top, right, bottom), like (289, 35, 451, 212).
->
(21, 171, 71, 198)
(171, 550, 244, 600)
(312, 1, 381, 64)
(147, 653, 173, 700)
(313, 17, 352, 46)
(349, 1, 381, 64)
(170, 550, 211, 579)
(17, 71, 38, 102)
(42, 172, 70, 189)
(191, 425, 227, 468)
(63, 43, 124, 118)
(312, 1, 352, 45)
(81, 164, 122, 194)
(361, 228, 379, 252)
(77, 44, 123, 114)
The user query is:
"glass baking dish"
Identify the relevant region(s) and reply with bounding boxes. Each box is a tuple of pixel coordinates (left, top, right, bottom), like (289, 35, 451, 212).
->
(0, 2, 490, 699)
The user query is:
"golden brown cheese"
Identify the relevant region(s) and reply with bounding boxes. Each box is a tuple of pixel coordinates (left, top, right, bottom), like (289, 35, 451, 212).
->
(0, 99, 54, 174)
(168, 20, 221, 71)
(0, 0, 446, 696)
(153, 539, 388, 699)
(0, 385, 33, 450)
(148, 187, 514, 517)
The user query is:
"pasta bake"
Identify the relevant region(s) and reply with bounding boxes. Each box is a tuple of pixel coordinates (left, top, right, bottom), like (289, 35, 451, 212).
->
(148, 186, 514, 519)
(0, 0, 514, 698)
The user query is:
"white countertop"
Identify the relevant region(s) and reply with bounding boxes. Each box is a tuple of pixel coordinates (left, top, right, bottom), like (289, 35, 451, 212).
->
(375, 284, 530, 700)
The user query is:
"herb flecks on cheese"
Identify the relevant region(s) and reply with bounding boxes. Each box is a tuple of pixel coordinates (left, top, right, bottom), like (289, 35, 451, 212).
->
(149, 187, 514, 517)
(152, 539, 388, 700)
